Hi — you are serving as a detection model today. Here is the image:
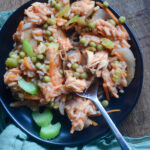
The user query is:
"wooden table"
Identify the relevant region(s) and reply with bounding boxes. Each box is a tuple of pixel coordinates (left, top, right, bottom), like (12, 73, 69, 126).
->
(0, 0, 149, 138)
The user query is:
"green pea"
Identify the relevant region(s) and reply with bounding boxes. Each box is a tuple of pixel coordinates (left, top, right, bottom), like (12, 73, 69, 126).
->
(119, 16, 126, 24)
(43, 23, 48, 29)
(108, 19, 116, 26)
(51, 0, 56, 7)
(36, 62, 42, 69)
(73, 72, 80, 78)
(37, 54, 44, 60)
(103, 1, 109, 7)
(101, 100, 109, 107)
(72, 63, 79, 70)
(80, 72, 88, 79)
(89, 42, 96, 48)
(43, 76, 51, 83)
(97, 44, 104, 51)
(87, 22, 95, 30)
(67, 94, 72, 101)
(47, 18, 56, 26)
(9, 51, 14, 57)
(31, 56, 37, 63)
(18, 59, 24, 64)
(59, 69, 64, 75)
(48, 36, 54, 42)
(55, 3, 61, 10)
(5, 58, 18, 68)
(45, 30, 51, 36)
(44, 65, 49, 71)
(80, 38, 86, 44)
(87, 47, 96, 52)
(19, 51, 26, 58)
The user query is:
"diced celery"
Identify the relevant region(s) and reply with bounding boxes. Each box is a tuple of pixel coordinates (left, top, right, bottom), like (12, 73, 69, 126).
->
(112, 69, 121, 82)
(5, 58, 18, 68)
(65, 15, 79, 26)
(40, 122, 61, 140)
(102, 38, 114, 49)
(18, 79, 39, 95)
(22, 40, 35, 57)
(32, 109, 53, 127)
(57, 4, 70, 18)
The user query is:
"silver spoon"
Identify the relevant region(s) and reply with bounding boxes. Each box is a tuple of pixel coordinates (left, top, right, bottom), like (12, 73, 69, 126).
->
(76, 78, 131, 150)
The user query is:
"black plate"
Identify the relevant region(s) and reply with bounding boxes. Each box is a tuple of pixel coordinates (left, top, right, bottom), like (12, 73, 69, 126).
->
(0, 0, 143, 147)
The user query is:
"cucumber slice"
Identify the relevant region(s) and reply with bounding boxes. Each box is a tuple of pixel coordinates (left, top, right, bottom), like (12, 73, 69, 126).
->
(18, 79, 39, 95)
(32, 109, 53, 127)
(40, 122, 61, 140)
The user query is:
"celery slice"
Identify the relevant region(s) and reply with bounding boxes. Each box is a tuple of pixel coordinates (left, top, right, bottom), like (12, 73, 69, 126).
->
(65, 15, 79, 26)
(57, 4, 70, 18)
(22, 40, 35, 57)
(18, 79, 39, 95)
(32, 109, 53, 127)
(45, 42, 59, 52)
(40, 122, 61, 140)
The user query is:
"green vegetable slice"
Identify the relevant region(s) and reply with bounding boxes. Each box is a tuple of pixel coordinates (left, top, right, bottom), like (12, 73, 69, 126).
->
(57, 4, 70, 18)
(46, 42, 59, 51)
(18, 79, 39, 95)
(32, 109, 53, 127)
(22, 39, 35, 57)
(101, 38, 114, 49)
(5, 58, 18, 68)
(65, 15, 79, 26)
(40, 122, 61, 140)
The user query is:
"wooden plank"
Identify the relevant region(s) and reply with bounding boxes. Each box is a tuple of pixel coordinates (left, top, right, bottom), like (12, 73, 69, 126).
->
(0, 0, 149, 137)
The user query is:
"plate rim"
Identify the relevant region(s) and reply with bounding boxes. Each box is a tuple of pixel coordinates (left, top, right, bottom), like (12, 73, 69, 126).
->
(0, 0, 144, 147)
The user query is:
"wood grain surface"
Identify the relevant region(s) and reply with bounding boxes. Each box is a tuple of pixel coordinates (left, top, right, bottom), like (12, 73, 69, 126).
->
(0, 0, 149, 138)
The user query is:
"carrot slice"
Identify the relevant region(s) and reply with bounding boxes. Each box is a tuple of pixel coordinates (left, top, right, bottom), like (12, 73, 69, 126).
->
(24, 95, 41, 100)
(113, 52, 124, 61)
(35, 32, 43, 36)
(17, 21, 24, 32)
(103, 83, 110, 100)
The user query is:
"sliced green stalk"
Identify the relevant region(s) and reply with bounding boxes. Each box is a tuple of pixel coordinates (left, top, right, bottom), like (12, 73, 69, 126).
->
(5, 58, 18, 68)
(18, 79, 39, 95)
(57, 4, 70, 18)
(40, 122, 61, 140)
(32, 109, 53, 127)
(22, 39, 35, 57)
(101, 38, 114, 49)
(65, 15, 79, 26)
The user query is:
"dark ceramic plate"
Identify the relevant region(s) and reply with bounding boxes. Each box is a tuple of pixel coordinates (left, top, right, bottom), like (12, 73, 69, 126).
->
(0, 0, 143, 147)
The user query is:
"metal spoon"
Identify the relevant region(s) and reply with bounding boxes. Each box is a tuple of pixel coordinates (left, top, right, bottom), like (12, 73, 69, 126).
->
(76, 78, 131, 150)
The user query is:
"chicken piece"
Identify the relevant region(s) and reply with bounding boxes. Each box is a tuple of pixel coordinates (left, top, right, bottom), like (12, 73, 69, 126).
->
(65, 96, 99, 134)
(84, 50, 108, 77)
(80, 34, 102, 46)
(67, 50, 82, 64)
(71, 0, 95, 17)
(56, 18, 67, 26)
(4, 68, 22, 92)
(46, 46, 64, 86)
(35, 42, 47, 54)
(38, 82, 67, 103)
(53, 29, 72, 52)
(65, 71, 87, 93)
(95, 19, 128, 40)
(25, 2, 52, 25)
(102, 69, 119, 98)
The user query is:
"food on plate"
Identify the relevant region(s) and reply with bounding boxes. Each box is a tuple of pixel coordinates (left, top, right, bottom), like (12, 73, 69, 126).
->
(4, 0, 135, 137)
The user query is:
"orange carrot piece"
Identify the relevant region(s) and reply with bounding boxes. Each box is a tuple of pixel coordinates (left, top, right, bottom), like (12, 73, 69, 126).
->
(103, 83, 110, 100)
(24, 57, 35, 71)
(17, 21, 24, 32)
(107, 109, 120, 113)
(35, 32, 43, 36)
(24, 95, 40, 100)
(8, 75, 16, 79)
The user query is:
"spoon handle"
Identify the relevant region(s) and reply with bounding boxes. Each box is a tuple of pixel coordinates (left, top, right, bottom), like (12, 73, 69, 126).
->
(94, 97, 132, 150)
